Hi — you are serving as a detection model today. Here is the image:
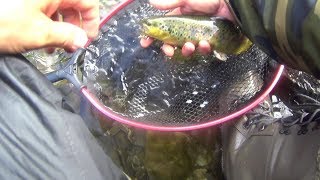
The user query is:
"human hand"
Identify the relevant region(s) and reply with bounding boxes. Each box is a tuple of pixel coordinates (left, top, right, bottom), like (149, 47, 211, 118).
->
(0, 0, 99, 53)
(140, 0, 234, 56)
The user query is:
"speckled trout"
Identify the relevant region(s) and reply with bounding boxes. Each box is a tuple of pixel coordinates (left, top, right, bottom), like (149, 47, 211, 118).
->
(141, 16, 252, 55)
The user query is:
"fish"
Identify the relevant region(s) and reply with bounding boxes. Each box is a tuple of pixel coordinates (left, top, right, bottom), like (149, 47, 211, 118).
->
(141, 15, 252, 55)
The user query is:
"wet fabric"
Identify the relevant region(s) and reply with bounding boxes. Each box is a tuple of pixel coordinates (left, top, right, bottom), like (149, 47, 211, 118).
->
(222, 116, 320, 180)
(225, 0, 320, 78)
(221, 68, 320, 180)
(0, 54, 126, 179)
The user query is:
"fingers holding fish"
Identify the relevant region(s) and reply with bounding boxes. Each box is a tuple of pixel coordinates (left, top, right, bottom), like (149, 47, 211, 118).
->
(149, 0, 231, 19)
(140, 15, 252, 60)
(169, 40, 210, 57)
(162, 44, 176, 57)
(197, 40, 211, 55)
(138, 0, 241, 59)
(140, 37, 199, 58)
(148, 0, 183, 10)
(140, 37, 154, 48)
(181, 42, 196, 57)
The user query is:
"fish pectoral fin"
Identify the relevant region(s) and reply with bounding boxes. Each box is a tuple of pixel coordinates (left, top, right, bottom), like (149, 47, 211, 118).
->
(213, 51, 228, 61)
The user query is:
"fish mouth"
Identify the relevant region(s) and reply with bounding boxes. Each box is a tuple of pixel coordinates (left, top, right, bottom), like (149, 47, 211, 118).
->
(141, 23, 151, 35)
(140, 19, 153, 34)
(142, 24, 149, 31)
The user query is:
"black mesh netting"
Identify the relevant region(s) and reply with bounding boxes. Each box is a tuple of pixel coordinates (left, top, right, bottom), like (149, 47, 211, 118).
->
(82, 0, 279, 126)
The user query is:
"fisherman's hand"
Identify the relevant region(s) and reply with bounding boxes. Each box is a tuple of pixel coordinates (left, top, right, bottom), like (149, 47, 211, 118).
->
(140, 0, 234, 57)
(0, 0, 99, 53)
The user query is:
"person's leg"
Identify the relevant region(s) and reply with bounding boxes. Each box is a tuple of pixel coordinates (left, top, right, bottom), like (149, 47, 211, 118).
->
(222, 115, 320, 180)
(0, 54, 126, 179)
(222, 71, 320, 180)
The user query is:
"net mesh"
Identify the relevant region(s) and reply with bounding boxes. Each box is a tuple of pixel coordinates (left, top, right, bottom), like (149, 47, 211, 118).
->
(83, 0, 277, 126)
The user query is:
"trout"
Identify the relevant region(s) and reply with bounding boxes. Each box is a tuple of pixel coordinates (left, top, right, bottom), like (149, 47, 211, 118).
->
(141, 16, 252, 55)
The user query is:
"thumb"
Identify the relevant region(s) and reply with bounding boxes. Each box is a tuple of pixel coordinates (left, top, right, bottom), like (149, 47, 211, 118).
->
(41, 21, 88, 50)
(149, 0, 183, 10)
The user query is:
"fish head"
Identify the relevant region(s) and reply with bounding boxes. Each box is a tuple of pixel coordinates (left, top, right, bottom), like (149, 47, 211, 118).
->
(140, 18, 169, 40)
(141, 18, 159, 35)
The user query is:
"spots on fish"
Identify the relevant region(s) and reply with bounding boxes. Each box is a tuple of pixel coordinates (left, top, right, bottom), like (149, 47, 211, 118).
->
(141, 16, 252, 54)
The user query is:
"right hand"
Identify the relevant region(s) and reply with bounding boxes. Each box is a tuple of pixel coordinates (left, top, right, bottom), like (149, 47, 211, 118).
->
(140, 0, 235, 56)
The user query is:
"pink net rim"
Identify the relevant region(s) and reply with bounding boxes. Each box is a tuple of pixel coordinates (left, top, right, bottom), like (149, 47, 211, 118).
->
(81, 0, 285, 131)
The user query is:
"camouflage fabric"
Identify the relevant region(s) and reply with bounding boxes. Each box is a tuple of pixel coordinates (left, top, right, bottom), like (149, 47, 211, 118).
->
(225, 0, 320, 79)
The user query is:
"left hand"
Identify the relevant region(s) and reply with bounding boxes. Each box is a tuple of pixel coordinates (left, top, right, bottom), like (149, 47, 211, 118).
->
(0, 0, 100, 53)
